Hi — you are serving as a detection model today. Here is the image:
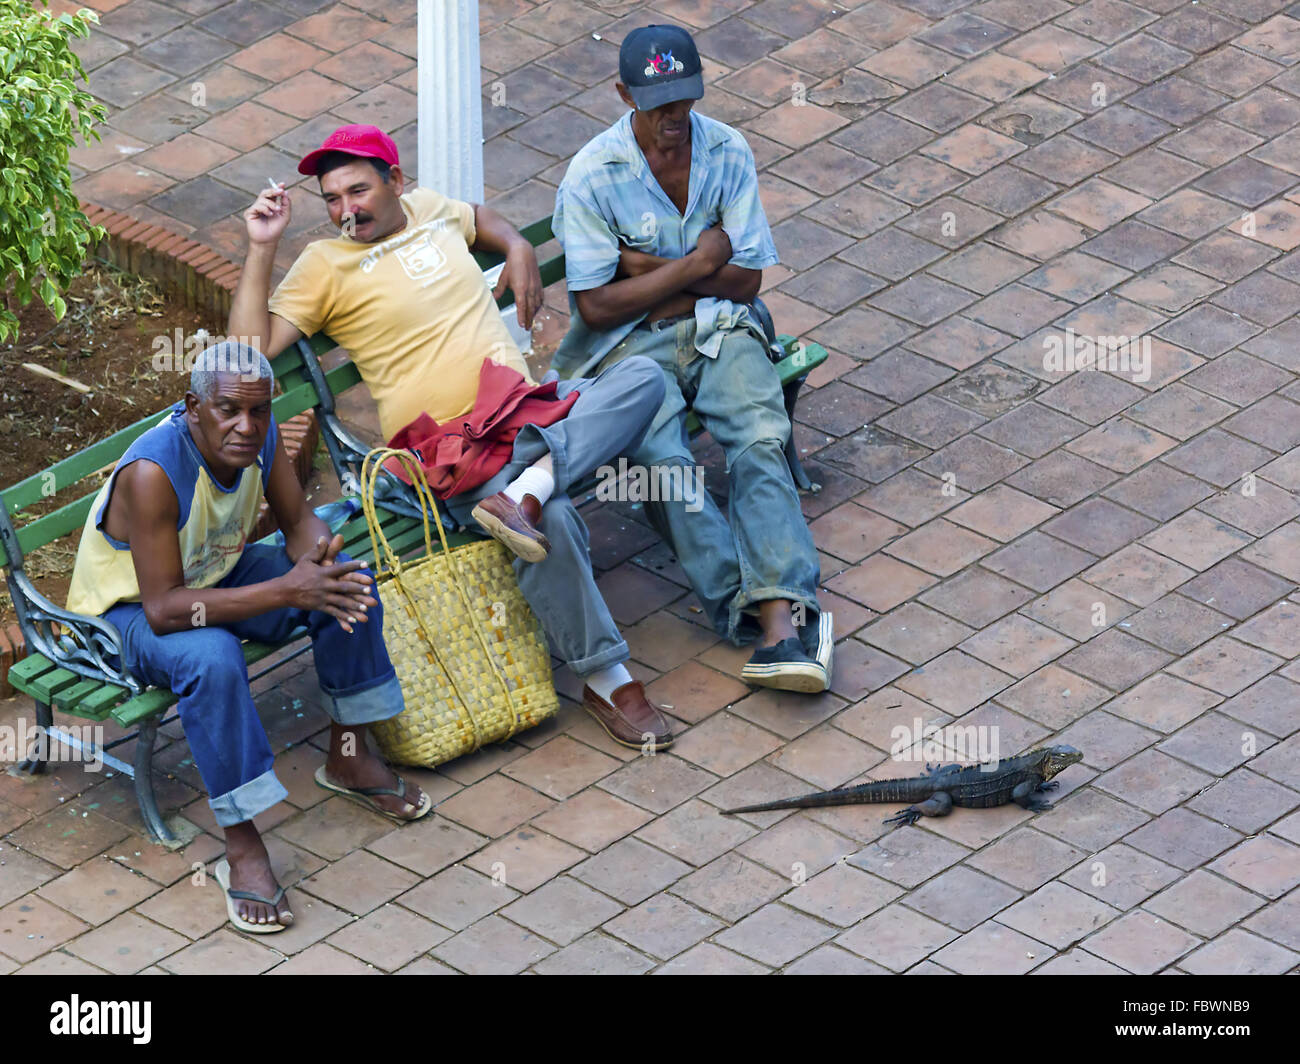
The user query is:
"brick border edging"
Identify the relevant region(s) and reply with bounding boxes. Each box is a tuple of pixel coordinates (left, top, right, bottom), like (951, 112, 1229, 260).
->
(0, 206, 322, 697)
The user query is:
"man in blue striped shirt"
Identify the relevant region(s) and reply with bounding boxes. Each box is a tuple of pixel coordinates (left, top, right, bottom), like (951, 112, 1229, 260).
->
(553, 24, 833, 693)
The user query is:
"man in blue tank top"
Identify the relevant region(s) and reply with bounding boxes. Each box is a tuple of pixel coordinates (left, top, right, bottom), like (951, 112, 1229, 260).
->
(65, 342, 427, 933)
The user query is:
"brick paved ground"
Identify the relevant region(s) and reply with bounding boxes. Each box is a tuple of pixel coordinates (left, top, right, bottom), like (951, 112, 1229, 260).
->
(2, 0, 1299, 974)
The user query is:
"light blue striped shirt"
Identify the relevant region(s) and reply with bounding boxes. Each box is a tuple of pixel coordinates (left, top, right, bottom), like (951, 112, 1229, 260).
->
(550, 109, 779, 378)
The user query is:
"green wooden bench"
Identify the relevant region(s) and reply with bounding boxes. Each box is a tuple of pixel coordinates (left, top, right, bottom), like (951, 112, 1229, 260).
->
(0, 212, 826, 848)
(0, 341, 475, 847)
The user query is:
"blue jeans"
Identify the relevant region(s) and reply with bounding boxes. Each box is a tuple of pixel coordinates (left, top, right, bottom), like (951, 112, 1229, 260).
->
(599, 320, 821, 645)
(104, 544, 403, 828)
(444, 355, 665, 675)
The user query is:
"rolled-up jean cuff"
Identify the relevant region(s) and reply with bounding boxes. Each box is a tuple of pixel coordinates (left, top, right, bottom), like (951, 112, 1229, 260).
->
(514, 422, 570, 494)
(324, 670, 406, 726)
(570, 640, 630, 677)
(729, 586, 819, 644)
(210, 769, 289, 828)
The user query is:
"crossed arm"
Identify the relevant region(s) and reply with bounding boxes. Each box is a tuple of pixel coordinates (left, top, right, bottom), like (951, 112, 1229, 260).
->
(114, 439, 376, 636)
(573, 226, 762, 333)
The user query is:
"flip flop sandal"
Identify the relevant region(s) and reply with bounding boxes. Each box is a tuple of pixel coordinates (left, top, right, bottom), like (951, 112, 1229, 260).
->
(314, 765, 433, 824)
(213, 858, 290, 934)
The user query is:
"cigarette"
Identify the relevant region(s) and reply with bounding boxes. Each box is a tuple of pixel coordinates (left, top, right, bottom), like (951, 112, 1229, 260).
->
(267, 177, 282, 192)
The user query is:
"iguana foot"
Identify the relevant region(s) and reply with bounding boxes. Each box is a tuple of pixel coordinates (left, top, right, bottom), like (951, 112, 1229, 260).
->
(882, 807, 923, 826)
(1023, 797, 1053, 812)
(1037, 780, 1059, 792)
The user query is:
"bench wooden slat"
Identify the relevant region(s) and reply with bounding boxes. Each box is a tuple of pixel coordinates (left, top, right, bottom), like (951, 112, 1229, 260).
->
(27, 666, 83, 703)
(53, 678, 122, 720)
(66, 682, 130, 721)
(110, 688, 176, 728)
(7, 653, 59, 695)
(340, 510, 418, 556)
(538, 254, 566, 292)
(1, 412, 162, 517)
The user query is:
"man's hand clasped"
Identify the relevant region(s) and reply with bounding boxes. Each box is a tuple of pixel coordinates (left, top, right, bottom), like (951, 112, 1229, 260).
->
(281, 532, 377, 633)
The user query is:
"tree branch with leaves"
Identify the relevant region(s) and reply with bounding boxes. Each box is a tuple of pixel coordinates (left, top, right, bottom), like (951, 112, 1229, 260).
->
(0, 1, 106, 341)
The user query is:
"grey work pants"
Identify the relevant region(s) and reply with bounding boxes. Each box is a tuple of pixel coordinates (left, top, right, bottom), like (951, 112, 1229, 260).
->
(443, 355, 665, 676)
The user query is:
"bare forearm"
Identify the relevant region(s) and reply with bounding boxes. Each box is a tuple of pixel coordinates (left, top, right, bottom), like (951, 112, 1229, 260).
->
(145, 579, 288, 636)
(284, 514, 334, 564)
(688, 264, 761, 301)
(229, 242, 277, 350)
(623, 249, 760, 301)
(579, 252, 716, 331)
(471, 204, 528, 256)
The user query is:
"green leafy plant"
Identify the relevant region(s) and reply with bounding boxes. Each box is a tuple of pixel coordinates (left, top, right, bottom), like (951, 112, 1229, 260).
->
(0, 1, 106, 341)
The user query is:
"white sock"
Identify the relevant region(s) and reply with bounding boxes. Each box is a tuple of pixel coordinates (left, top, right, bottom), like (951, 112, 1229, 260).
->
(503, 465, 555, 507)
(585, 662, 634, 702)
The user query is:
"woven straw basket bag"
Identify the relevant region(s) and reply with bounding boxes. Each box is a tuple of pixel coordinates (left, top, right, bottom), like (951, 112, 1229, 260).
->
(360, 448, 559, 768)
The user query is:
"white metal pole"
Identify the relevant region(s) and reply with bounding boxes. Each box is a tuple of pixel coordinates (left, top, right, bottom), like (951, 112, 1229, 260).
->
(418, 0, 484, 203)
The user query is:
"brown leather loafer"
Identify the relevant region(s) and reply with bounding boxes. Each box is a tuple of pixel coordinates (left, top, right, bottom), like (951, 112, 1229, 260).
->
(470, 491, 551, 563)
(582, 681, 673, 751)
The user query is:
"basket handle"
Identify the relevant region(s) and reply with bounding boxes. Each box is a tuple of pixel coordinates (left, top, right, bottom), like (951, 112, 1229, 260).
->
(359, 449, 439, 576)
(358, 447, 524, 748)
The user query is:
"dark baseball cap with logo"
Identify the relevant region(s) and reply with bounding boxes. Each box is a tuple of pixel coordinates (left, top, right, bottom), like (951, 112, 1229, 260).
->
(619, 25, 704, 110)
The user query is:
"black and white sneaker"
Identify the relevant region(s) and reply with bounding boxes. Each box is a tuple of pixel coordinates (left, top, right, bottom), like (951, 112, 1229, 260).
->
(742, 637, 829, 693)
(810, 610, 834, 681)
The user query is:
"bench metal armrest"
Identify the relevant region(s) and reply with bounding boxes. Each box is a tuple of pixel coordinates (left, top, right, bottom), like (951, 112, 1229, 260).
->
(6, 570, 143, 694)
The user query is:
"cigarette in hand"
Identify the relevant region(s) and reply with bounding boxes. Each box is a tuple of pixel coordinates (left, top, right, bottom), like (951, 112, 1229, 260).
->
(267, 177, 283, 193)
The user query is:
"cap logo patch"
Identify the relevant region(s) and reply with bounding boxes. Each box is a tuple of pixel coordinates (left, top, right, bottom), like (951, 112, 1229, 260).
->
(645, 50, 683, 77)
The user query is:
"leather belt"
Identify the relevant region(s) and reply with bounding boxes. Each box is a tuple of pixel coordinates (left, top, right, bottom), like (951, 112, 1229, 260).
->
(635, 311, 695, 331)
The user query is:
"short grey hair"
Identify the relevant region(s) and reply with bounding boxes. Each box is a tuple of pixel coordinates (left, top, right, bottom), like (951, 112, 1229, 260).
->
(189, 341, 274, 401)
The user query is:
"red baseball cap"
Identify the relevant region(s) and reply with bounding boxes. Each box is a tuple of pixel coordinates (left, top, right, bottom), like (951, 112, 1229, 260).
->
(297, 124, 400, 176)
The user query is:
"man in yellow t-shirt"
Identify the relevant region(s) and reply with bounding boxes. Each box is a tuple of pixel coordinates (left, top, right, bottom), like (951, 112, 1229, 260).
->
(229, 125, 675, 750)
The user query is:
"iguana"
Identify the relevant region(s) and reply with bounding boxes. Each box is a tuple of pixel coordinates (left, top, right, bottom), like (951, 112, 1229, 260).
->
(722, 746, 1084, 825)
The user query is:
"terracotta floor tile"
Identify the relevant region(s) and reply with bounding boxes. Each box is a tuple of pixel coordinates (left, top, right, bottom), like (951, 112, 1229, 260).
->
(570, 837, 692, 906)
(1209, 834, 1300, 898)
(66, 912, 186, 975)
(931, 919, 1051, 974)
(463, 827, 584, 893)
(326, 904, 450, 971)
(397, 865, 516, 932)
(997, 881, 1121, 949)
(35, 856, 160, 926)
(713, 902, 836, 966)
(1082, 910, 1201, 973)
(1125, 808, 1244, 871)
(268, 942, 378, 975)
(1060, 842, 1182, 909)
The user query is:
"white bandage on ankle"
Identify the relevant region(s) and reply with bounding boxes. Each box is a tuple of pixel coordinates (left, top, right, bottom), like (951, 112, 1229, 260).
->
(503, 465, 555, 508)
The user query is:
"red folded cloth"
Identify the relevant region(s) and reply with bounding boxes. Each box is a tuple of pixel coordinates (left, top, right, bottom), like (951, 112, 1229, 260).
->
(387, 358, 579, 500)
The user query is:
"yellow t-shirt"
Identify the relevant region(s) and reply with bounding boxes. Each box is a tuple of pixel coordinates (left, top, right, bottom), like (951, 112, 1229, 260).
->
(268, 187, 533, 440)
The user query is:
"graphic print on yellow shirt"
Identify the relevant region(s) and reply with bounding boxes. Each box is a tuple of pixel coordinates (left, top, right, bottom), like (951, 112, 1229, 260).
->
(268, 187, 534, 440)
(65, 406, 278, 618)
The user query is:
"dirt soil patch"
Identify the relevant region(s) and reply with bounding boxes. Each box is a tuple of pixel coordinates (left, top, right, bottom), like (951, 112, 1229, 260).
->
(1, 263, 222, 626)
